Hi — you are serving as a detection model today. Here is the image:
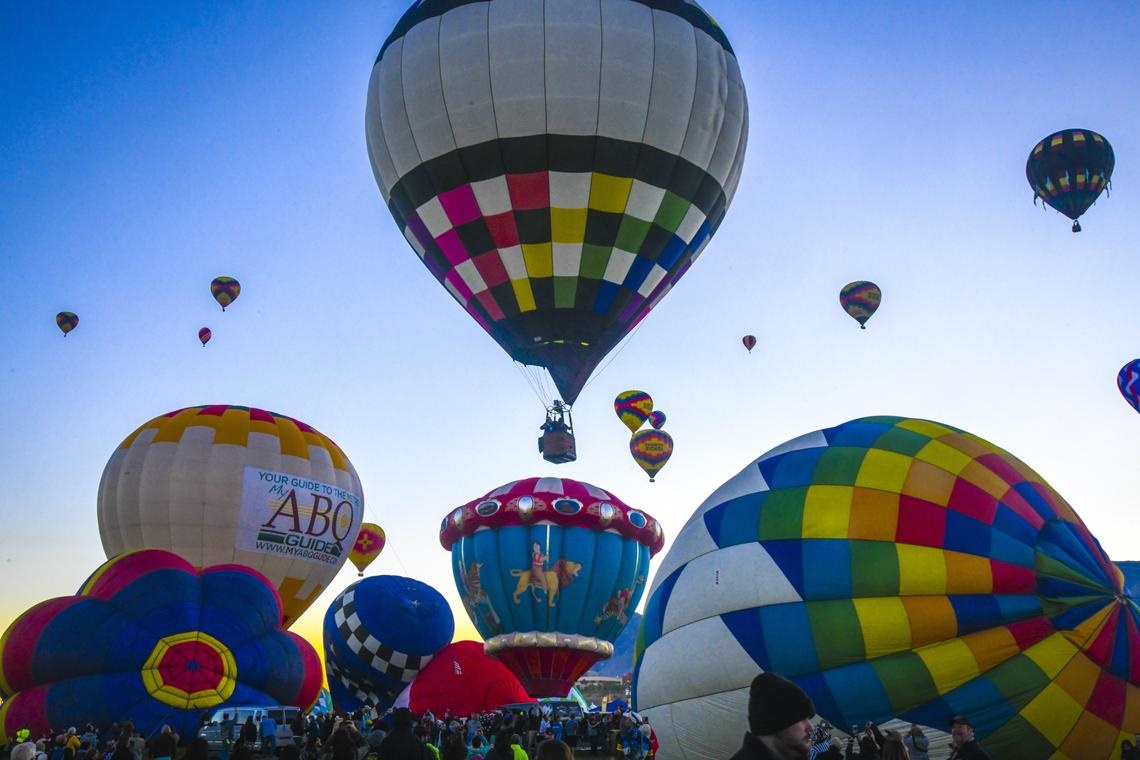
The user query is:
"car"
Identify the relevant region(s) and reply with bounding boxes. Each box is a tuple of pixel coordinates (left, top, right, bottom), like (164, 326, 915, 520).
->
(197, 706, 301, 754)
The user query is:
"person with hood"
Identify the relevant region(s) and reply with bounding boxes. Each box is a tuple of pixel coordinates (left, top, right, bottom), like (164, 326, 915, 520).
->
(729, 673, 816, 760)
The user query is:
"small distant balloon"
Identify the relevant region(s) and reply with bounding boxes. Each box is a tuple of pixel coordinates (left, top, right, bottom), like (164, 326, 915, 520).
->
(839, 281, 881, 329)
(742, 335, 756, 353)
(55, 312, 78, 336)
(615, 390, 654, 434)
(648, 411, 666, 430)
(1118, 359, 1140, 415)
(630, 429, 674, 482)
(210, 276, 241, 311)
(350, 522, 386, 576)
(198, 327, 212, 346)
(1026, 129, 1114, 233)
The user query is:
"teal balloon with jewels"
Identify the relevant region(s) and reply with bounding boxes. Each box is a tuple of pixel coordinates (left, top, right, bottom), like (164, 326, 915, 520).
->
(441, 477, 664, 697)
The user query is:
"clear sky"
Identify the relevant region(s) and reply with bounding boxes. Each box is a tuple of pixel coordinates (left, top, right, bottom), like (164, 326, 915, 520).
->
(2, 1, 1138, 656)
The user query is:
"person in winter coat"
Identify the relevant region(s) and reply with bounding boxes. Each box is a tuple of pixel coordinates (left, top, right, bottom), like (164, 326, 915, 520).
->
(729, 673, 816, 760)
(902, 726, 929, 760)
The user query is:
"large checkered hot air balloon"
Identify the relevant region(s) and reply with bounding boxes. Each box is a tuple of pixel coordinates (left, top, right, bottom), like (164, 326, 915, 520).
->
(0, 550, 322, 744)
(441, 477, 664, 696)
(323, 576, 455, 712)
(97, 405, 365, 626)
(633, 416, 1140, 760)
(365, 0, 748, 408)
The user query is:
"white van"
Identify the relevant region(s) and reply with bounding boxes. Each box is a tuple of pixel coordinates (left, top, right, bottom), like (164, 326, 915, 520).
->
(197, 706, 301, 753)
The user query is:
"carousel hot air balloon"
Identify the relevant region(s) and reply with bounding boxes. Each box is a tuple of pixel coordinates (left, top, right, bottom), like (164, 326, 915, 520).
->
(633, 416, 1140, 760)
(441, 477, 664, 696)
(323, 575, 455, 712)
(614, 390, 654, 434)
(211, 277, 241, 310)
(648, 411, 666, 430)
(55, 312, 78, 336)
(349, 522, 386, 576)
(97, 405, 365, 626)
(366, 0, 748, 411)
(0, 549, 322, 744)
(1026, 129, 1114, 232)
(839, 281, 881, 329)
(1117, 359, 1140, 414)
(629, 429, 673, 482)
(198, 327, 212, 346)
(742, 335, 756, 353)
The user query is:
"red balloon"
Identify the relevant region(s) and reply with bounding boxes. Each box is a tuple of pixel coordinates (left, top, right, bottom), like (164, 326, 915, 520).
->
(198, 327, 212, 346)
(742, 335, 756, 352)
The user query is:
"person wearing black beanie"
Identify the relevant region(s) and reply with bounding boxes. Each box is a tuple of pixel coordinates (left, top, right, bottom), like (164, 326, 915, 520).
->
(729, 672, 816, 760)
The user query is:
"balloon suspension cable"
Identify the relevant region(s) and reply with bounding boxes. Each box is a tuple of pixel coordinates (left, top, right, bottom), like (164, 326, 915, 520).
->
(579, 320, 648, 397)
(516, 362, 554, 409)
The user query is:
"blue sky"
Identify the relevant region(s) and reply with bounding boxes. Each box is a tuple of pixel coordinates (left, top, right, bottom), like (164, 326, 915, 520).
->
(2, 1, 1138, 647)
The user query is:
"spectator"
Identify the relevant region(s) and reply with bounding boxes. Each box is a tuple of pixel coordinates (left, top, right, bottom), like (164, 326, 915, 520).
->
(534, 740, 572, 760)
(902, 726, 928, 760)
(184, 738, 211, 760)
(947, 716, 990, 760)
(260, 712, 279, 757)
(507, 735, 526, 760)
(377, 709, 434, 760)
(146, 726, 177, 760)
(729, 672, 815, 760)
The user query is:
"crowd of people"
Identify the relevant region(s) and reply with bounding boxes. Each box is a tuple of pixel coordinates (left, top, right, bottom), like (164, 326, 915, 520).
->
(1, 703, 655, 760)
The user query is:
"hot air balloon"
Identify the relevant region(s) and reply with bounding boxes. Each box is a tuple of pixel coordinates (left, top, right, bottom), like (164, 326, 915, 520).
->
(97, 405, 365, 626)
(629, 429, 673, 482)
(0, 549, 322, 745)
(323, 575, 455, 712)
(365, 0, 748, 412)
(349, 522, 386, 576)
(392, 641, 534, 717)
(198, 327, 212, 346)
(1026, 129, 1114, 232)
(55, 312, 78, 336)
(211, 277, 241, 310)
(648, 411, 666, 430)
(440, 477, 664, 696)
(614, 390, 654, 434)
(634, 416, 1140, 760)
(839, 281, 881, 329)
(1117, 359, 1140, 414)
(742, 335, 756, 353)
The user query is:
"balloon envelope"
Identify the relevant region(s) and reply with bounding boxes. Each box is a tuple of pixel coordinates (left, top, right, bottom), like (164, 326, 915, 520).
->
(393, 641, 534, 717)
(634, 416, 1138, 760)
(55, 312, 78, 336)
(198, 327, 212, 346)
(839, 281, 881, 328)
(350, 522, 386, 575)
(97, 405, 365, 626)
(323, 575, 455, 712)
(210, 276, 241, 310)
(1117, 359, 1140, 414)
(0, 549, 322, 744)
(614, 390, 654, 434)
(366, 0, 748, 404)
(440, 477, 663, 696)
(1026, 129, 1114, 229)
(630, 429, 673, 481)
(742, 335, 756, 352)
(648, 411, 666, 430)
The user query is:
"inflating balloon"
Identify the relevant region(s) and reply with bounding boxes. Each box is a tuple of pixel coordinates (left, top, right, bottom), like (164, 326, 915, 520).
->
(630, 429, 673, 482)
(366, 0, 748, 406)
(634, 416, 1139, 760)
(1026, 129, 1114, 232)
(323, 575, 454, 712)
(198, 327, 212, 346)
(349, 522, 386, 576)
(615, 390, 654, 434)
(1117, 359, 1140, 415)
(648, 411, 666, 430)
(97, 405, 364, 626)
(441, 477, 663, 696)
(0, 549, 322, 744)
(210, 276, 241, 310)
(55, 312, 78, 336)
(742, 335, 756, 353)
(392, 641, 534, 717)
(839, 281, 881, 329)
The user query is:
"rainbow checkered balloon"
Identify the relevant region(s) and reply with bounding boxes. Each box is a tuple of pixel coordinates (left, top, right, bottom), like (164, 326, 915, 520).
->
(634, 416, 1139, 760)
(366, 0, 748, 404)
